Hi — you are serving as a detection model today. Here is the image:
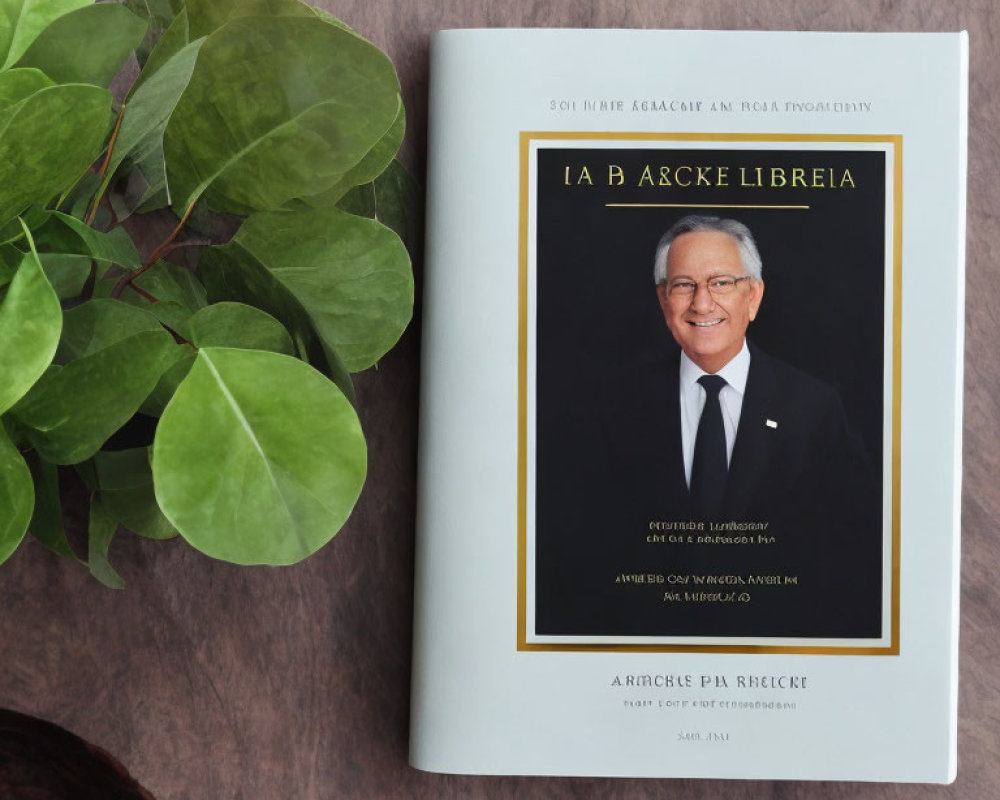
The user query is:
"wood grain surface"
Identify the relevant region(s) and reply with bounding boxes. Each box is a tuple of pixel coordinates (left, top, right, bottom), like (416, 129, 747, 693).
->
(1, 2, 996, 798)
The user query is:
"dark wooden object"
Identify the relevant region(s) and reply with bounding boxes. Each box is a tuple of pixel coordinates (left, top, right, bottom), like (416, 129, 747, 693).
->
(0, 2, 995, 798)
(0, 710, 154, 799)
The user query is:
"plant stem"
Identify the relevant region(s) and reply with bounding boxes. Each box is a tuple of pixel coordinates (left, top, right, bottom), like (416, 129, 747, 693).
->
(85, 104, 127, 226)
(126, 283, 158, 303)
(109, 198, 199, 300)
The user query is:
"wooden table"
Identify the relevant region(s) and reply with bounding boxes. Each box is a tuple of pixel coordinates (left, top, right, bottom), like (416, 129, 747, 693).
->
(2, 2, 996, 797)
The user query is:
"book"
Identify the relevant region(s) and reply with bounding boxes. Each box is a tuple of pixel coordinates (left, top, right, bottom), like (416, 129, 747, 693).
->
(410, 28, 967, 782)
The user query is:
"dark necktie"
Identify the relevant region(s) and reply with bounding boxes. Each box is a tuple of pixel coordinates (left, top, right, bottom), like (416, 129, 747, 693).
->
(690, 374, 728, 518)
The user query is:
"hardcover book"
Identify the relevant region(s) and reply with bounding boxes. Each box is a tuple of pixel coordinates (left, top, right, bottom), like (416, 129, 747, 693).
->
(410, 28, 967, 781)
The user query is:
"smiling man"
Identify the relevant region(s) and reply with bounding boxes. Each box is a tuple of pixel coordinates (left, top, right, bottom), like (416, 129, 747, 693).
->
(643, 214, 880, 528)
(539, 214, 883, 637)
(653, 217, 766, 518)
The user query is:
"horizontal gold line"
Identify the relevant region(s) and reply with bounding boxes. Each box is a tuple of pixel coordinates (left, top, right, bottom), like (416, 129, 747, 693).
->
(524, 131, 901, 144)
(518, 643, 897, 655)
(606, 203, 810, 210)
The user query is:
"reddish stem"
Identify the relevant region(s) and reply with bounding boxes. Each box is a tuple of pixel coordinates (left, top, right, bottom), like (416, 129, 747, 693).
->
(110, 199, 199, 300)
(85, 104, 127, 226)
(126, 283, 158, 303)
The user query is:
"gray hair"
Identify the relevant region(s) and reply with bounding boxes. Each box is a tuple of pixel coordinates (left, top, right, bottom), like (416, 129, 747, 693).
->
(652, 215, 763, 284)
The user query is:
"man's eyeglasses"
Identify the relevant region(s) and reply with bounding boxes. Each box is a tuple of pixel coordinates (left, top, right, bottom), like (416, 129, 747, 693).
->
(662, 275, 753, 297)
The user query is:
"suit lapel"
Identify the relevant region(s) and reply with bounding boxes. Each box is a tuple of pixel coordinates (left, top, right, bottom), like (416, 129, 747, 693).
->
(725, 345, 777, 517)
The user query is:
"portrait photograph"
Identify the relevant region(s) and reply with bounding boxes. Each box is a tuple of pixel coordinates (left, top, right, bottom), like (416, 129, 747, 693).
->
(519, 135, 899, 652)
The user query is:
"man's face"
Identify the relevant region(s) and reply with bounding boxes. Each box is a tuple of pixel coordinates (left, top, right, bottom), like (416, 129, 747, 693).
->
(656, 230, 764, 374)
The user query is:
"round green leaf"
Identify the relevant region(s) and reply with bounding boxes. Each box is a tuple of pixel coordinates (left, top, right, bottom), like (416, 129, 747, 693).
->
(196, 246, 356, 403)
(163, 15, 400, 214)
(302, 96, 405, 207)
(188, 302, 295, 355)
(14, 3, 148, 87)
(93, 448, 177, 540)
(0, 0, 91, 69)
(0, 424, 32, 564)
(36, 254, 90, 299)
(0, 242, 61, 415)
(184, 0, 315, 39)
(0, 83, 111, 225)
(12, 313, 178, 464)
(152, 347, 366, 565)
(201, 206, 412, 371)
(140, 349, 195, 418)
(55, 298, 165, 364)
(0, 67, 53, 111)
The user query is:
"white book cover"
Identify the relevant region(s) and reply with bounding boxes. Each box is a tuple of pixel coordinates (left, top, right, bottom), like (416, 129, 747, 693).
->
(410, 29, 967, 782)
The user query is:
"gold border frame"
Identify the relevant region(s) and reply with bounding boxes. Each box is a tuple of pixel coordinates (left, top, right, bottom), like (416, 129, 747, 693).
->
(517, 131, 902, 656)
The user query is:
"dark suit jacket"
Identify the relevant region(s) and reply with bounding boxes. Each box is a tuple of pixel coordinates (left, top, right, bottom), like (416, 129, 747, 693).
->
(535, 342, 882, 638)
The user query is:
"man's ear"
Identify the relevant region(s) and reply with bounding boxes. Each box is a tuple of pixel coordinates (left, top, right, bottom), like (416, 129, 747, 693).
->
(748, 280, 764, 321)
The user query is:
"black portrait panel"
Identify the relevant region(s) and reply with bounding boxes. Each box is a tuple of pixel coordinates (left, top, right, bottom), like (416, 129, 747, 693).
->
(533, 145, 886, 639)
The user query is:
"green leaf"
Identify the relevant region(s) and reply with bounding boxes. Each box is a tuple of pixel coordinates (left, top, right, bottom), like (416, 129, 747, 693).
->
(139, 347, 194, 417)
(371, 160, 422, 256)
(109, 160, 164, 220)
(121, 0, 183, 67)
(188, 302, 294, 355)
(334, 183, 374, 219)
(36, 254, 90, 299)
(93, 448, 176, 540)
(101, 261, 205, 339)
(0, 422, 32, 564)
(0, 205, 45, 246)
(130, 4, 189, 91)
(0, 0, 91, 69)
(0, 229, 61, 415)
(184, 0, 315, 39)
(101, 37, 203, 208)
(303, 96, 405, 207)
(152, 347, 366, 565)
(201, 206, 412, 372)
(54, 298, 165, 363)
(134, 0, 349, 89)
(139, 300, 192, 339)
(97, 260, 206, 309)
(0, 67, 52, 111)
(337, 159, 423, 259)
(11, 313, 178, 464)
(0, 243, 20, 284)
(123, 0, 181, 29)
(32, 211, 141, 269)
(0, 83, 111, 226)
(85, 266, 199, 345)
(88, 496, 124, 589)
(163, 16, 401, 214)
(14, 4, 148, 87)
(198, 242, 354, 402)
(24, 450, 79, 560)
(57, 171, 102, 219)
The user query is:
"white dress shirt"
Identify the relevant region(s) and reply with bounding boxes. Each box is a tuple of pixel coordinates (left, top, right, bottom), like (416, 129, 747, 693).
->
(678, 340, 751, 487)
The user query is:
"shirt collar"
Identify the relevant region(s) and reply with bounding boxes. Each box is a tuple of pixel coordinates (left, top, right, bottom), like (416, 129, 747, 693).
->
(679, 339, 751, 396)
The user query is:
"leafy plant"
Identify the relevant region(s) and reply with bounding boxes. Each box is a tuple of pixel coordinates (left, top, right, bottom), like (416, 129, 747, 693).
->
(0, 0, 416, 584)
